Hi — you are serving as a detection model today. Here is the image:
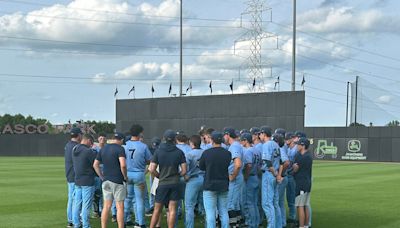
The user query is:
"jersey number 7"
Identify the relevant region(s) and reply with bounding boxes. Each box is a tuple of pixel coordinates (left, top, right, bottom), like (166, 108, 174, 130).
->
(129, 149, 136, 159)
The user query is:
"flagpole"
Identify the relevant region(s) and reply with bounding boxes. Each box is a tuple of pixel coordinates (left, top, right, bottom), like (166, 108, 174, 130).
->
(179, 0, 183, 97)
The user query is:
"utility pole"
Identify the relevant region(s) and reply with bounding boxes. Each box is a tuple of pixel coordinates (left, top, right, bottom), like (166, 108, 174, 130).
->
(354, 76, 359, 125)
(346, 81, 349, 127)
(291, 0, 296, 91)
(179, 0, 183, 97)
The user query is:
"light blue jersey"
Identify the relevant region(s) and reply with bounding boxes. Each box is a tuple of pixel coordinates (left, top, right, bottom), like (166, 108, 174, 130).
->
(185, 148, 205, 178)
(287, 145, 297, 162)
(243, 146, 260, 175)
(254, 142, 263, 171)
(228, 141, 243, 176)
(124, 140, 152, 172)
(261, 140, 279, 172)
(176, 143, 192, 154)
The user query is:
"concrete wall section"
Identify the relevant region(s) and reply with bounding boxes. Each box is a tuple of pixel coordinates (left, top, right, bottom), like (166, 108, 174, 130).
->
(116, 92, 305, 141)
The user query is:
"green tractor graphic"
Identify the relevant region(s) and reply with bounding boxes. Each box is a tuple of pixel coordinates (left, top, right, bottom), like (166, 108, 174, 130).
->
(314, 140, 338, 159)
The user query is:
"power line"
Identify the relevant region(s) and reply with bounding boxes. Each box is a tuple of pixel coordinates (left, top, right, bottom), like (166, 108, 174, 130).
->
(0, 47, 237, 57)
(277, 37, 400, 72)
(277, 47, 400, 83)
(0, 10, 242, 29)
(271, 21, 400, 63)
(0, 35, 243, 51)
(0, 0, 243, 23)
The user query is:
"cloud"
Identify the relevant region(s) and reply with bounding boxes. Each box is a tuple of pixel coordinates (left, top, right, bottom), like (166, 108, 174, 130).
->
(0, 0, 239, 53)
(377, 95, 392, 104)
(320, 0, 344, 7)
(298, 7, 400, 34)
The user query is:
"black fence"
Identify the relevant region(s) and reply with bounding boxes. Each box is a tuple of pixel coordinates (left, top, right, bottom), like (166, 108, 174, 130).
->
(116, 91, 305, 141)
(305, 127, 400, 162)
(0, 134, 68, 156)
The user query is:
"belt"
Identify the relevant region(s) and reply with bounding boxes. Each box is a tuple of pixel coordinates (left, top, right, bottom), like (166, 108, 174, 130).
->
(249, 174, 256, 176)
(190, 174, 199, 179)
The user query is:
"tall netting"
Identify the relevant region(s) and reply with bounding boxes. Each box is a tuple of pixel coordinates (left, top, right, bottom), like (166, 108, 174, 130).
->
(350, 77, 400, 126)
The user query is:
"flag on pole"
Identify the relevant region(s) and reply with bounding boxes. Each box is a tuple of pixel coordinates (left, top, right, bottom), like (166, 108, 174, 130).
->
(229, 79, 233, 93)
(252, 78, 256, 90)
(209, 81, 213, 94)
(114, 86, 118, 98)
(151, 84, 155, 97)
(128, 85, 135, 95)
(274, 76, 280, 90)
(168, 83, 172, 95)
(186, 82, 192, 93)
(301, 74, 306, 88)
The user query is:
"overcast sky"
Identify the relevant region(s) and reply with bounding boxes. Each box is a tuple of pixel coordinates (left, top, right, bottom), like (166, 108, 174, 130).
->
(0, 0, 399, 126)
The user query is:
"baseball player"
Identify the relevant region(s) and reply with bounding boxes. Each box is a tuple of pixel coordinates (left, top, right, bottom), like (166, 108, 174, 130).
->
(223, 127, 244, 228)
(124, 124, 152, 227)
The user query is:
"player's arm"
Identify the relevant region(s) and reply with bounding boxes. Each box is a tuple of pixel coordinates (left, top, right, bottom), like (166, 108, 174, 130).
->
(244, 163, 252, 181)
(119, 156, 127, 182)
(148, 162, 159, 178)
(180, 162, 187, 177)
(230, 157, 242, 181)
(93, 159, 104, 180)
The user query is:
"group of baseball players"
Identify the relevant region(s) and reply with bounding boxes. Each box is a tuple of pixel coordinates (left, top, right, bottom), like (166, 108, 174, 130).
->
(64, 124, 313, 228)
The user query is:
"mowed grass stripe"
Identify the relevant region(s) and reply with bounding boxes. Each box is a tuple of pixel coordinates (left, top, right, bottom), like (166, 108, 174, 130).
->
(0, 157, 399, 227)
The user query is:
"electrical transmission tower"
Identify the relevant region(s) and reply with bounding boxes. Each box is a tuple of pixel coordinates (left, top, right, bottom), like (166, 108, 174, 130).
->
(234, 0, 275, 92)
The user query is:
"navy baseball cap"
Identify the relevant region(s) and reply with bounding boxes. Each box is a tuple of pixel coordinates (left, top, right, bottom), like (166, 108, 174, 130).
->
(294, 131, 307, 138)
(163, 129, 176, 141)
(295, 137, 310, 147)
(275, 128, 286, 136)
(250, 127, 261, 135)
(223, 127, 237, 138)
(211, 131, 224, 144)
(113, 132, 125, 140)
(272, 133, 285, 147)
(240, 133, 252, 143)
(151, 137, 161, 146)
(70, 127, 82, 135)
(260, 126, 272, 136)
(285, 132, 295, 140)
(240, 129, 250, 135)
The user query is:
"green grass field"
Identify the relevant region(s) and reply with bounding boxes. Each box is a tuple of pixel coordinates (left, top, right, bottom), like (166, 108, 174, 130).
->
(0, 157, 399, 228)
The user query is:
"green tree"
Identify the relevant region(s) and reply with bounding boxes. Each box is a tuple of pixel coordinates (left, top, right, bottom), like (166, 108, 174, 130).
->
(386, 120, 400, 127)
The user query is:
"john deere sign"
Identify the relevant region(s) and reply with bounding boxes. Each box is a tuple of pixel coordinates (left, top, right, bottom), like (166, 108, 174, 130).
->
(311, 138, 367, 161)
(341, 139, 367, 160)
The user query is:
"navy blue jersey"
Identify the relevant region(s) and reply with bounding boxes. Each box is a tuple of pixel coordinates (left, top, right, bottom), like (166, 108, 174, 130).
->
(294, 151, 313, 195)
(152, 142, 186, 186)
(72, 144, 97, 186)
(64, 140, 79, 182)
(96, 144, 126, 184)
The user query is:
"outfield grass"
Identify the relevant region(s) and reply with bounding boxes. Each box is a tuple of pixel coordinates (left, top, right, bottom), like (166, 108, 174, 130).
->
(0, 157, 399, 228)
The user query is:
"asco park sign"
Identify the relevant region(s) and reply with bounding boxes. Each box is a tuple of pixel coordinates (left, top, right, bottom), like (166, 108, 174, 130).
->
(0, 123, 96, 135)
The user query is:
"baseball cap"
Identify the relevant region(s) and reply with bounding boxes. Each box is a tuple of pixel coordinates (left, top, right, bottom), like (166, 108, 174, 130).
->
(285, 132, 295, 140)
(260, 126, 272, 137)
(272, 133, 285, 147)
(294, 131, 307, 138)
(113, 132, 125, 140)
(223, 127, 237, 138)
(70, 127, 82, 135)
(163, 129, 176, 141)
(240, 133, 252, 143)
(211, 131, 223, 144)
(295, 137, 310, 147)
(151, 137, 161, 146)
(250, 127, 261, 135)
(274, 128, 286, 136)
(240, 129, 250, 135)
